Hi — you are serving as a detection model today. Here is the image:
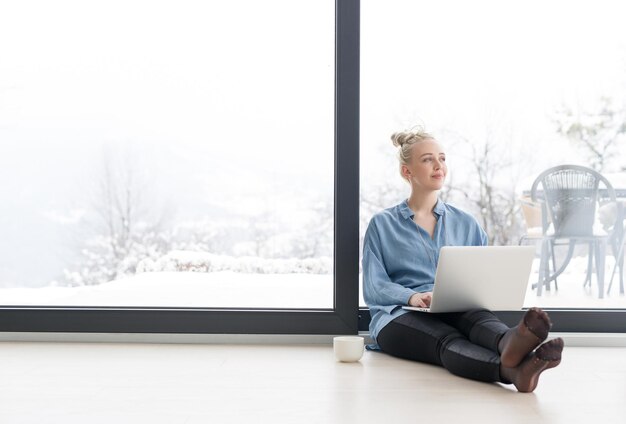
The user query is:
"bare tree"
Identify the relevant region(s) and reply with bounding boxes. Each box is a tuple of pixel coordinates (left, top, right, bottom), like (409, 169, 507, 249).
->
(64, 147, 173, 286)
(249, 212, 278, 258)
(445, 133, 527, 246)
(554, 96, 626, 172)
(294, 199, 333, 259)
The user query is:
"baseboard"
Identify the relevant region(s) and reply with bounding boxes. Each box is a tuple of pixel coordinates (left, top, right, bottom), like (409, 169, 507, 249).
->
(1, 331, 625, 347)
(550, 332, 626, 347)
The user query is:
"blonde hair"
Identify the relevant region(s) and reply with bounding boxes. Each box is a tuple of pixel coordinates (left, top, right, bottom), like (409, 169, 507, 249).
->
(390, 128, 436, 180)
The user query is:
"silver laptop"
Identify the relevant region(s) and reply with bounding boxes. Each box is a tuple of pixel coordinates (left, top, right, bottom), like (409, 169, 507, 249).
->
(402, 246, 535, 313)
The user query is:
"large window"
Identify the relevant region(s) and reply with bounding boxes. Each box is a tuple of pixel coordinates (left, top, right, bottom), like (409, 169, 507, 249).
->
(3, 1, 625, 336)
(360, 0, 626, 329)
(0, 0, 359, 333)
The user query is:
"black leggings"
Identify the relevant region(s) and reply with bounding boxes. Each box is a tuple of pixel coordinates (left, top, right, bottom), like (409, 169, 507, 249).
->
(377, 309, 509, 382)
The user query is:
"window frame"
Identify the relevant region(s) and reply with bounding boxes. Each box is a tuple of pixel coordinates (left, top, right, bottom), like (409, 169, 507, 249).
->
(0, 0, 360, 335)
(359, 309, 626, 333)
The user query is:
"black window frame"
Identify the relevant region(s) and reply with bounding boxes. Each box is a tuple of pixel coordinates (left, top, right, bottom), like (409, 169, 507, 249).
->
(359, 309, 626, 334)
(0, 0, 360, 335)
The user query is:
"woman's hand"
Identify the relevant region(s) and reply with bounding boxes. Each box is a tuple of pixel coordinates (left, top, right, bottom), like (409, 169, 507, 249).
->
(408, 292, 433, 308)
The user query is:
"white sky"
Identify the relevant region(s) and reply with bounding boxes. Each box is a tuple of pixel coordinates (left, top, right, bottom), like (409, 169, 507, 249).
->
(361, 0, 626, 194)
(0, 0, 335, 197)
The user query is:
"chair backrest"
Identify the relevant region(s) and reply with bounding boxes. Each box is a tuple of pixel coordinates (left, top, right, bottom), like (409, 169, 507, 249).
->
(530, 165, 617, 237)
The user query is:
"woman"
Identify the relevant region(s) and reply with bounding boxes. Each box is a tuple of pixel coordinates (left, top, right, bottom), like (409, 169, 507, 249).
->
(363, 128, 563, 392)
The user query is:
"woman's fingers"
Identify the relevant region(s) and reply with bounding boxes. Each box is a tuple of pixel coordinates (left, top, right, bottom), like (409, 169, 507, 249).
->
(409, 292, 433, 308)
(417, 294, 430, 307)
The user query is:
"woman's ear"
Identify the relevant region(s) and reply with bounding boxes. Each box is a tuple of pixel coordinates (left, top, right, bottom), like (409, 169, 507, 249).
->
(401, 165, 411, 181)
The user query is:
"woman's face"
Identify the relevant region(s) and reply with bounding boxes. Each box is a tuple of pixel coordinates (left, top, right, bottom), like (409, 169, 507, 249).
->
(401, 139, 447, 191)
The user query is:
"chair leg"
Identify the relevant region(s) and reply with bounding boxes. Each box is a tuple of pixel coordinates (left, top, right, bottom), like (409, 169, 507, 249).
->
(608, 238, 626, 295)
(550, 241, 558, 291)
(544, 242, 551, 292)
(594, 241, 606, 299)
(615, 246, 624, 295)
(537, 239, 550, 296)
(618, 239, 625, 295)
(584, 242, 594, 288)
(617, 228, 625, 295)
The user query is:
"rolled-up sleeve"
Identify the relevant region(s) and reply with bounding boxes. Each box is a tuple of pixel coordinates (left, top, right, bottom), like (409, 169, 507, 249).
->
(363, 221, 416, 307)
(479, 226, 489, 246)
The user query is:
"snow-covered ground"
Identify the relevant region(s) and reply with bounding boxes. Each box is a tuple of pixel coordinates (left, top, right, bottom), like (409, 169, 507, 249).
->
(0, 257, 624, 309)
(522, 256, 626, 309)
(0, 272, 334, 309)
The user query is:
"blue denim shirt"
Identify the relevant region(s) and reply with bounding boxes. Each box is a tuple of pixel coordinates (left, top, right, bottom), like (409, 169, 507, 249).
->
(363, 199, 488, 347)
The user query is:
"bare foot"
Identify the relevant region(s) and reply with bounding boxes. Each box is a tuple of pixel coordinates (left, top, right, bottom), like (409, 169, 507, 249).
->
(499, 307, 552, 368)
(502, 338, 564, 393)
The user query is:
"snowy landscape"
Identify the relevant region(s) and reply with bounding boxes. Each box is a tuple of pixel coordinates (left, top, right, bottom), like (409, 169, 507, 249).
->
(1, 254, 624, 309)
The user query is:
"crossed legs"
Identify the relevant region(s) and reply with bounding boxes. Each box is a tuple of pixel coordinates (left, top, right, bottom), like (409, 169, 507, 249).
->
(376, 308, 563, 392)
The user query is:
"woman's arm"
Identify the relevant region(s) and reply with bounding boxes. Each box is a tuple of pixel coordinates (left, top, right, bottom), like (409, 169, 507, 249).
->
(362, 221, 417, 307)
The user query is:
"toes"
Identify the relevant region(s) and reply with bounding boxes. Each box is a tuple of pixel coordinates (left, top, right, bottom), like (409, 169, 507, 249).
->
(535, 338, 564, 362)
(523, 308, 552, 340)
(537, 309, 552, 327)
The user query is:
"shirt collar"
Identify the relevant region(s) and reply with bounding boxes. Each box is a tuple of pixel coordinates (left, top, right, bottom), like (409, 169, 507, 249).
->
(400, 198, 446, 219)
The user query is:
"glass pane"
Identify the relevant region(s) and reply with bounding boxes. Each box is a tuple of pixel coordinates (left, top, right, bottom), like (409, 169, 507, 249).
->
(360, 0, 626, 309)
(0, 0, 334, 308)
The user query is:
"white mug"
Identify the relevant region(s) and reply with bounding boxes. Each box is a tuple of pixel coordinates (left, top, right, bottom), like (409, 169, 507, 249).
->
(333, 336, 364, 362)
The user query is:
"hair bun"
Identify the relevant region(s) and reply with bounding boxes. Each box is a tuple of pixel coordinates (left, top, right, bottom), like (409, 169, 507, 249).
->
(391, 127, 433, 149)
(391, 132, 410, 148)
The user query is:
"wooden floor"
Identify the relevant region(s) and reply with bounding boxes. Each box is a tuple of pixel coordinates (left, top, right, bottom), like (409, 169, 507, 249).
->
(1, 341, 625, 423)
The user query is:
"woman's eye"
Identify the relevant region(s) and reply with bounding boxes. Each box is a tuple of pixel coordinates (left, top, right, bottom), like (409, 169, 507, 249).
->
(440, 157, 446, 162)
